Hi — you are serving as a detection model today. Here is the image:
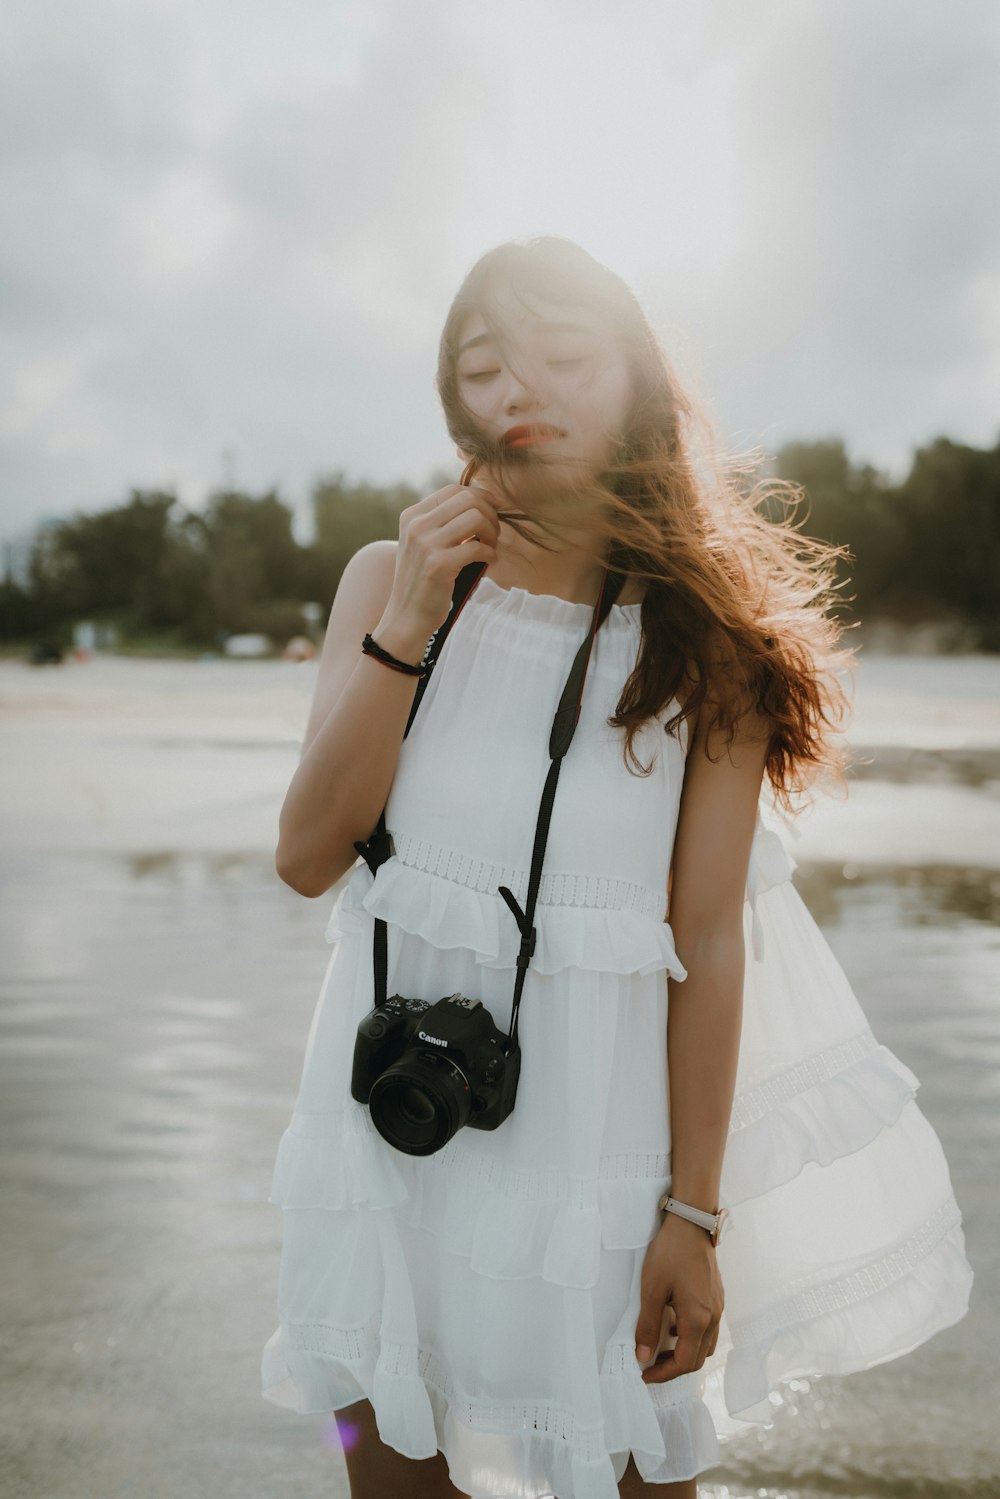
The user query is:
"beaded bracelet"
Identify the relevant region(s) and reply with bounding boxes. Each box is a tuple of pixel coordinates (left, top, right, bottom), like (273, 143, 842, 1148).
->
(361, 632, 429, 678)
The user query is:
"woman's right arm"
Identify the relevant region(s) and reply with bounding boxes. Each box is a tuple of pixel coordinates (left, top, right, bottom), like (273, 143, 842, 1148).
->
(275, 481, 501, 897)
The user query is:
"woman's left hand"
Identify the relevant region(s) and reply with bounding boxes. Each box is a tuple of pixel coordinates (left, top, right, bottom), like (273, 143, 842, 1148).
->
(634, 1213, 724, 1383)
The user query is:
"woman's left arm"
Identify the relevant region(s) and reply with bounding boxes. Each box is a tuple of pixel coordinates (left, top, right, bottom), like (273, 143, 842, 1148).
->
(635, 685, 773, 1384)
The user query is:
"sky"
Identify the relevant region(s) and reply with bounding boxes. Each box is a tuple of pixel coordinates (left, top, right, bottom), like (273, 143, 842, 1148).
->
(2, 0, 998, 547)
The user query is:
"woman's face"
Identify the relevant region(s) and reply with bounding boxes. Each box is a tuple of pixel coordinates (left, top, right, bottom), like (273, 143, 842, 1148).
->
(454, 287, 633, 486)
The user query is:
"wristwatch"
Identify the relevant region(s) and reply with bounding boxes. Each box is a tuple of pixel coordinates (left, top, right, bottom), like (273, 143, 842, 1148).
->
(657, 1191, 730, 1247)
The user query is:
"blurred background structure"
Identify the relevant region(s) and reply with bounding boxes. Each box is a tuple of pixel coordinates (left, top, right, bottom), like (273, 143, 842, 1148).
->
(1, 1, 998, 1496)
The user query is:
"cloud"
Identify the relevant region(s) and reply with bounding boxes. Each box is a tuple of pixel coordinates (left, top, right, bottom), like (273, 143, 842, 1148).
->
(679, 0, 1000, 469)
(1, 0, 998, 544)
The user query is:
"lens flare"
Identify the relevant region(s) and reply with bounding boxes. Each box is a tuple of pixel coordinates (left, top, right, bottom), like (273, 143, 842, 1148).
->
(323, 1414, 363, 1454)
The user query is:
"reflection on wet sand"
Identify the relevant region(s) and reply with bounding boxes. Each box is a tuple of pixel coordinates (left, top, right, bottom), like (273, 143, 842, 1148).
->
(847, 743, 1000, 789)
(0, 655, 997, 1498)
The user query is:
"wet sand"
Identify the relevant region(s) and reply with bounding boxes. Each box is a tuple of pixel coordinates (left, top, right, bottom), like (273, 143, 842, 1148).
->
(1, 654, 998, 1498)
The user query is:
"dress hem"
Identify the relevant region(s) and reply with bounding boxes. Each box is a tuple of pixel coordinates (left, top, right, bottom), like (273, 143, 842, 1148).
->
(261, 1318, 726, 1496)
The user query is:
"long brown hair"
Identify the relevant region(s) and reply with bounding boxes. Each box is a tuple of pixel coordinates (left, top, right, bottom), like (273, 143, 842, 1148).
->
(435, 235, 857, 818)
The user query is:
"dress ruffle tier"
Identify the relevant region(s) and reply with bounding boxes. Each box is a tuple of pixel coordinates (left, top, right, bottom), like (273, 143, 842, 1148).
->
(262, 832, 972, 1495)
(261, 575, 973, 1498)
(326, 843, 690, 980)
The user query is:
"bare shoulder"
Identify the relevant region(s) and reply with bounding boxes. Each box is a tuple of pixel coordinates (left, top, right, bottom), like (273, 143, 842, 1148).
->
(327, 539, 398, 622)
(344, 538, 398, 588)
(300, 540, 399, 754)
(666, 629, 774, 934)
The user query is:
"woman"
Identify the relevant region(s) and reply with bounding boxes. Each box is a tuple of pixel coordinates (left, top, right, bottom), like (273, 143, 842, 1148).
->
(261, 237, 973, 1498)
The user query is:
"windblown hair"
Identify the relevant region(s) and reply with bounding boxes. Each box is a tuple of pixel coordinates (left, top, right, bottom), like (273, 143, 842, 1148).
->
(435, 235, 857, 817)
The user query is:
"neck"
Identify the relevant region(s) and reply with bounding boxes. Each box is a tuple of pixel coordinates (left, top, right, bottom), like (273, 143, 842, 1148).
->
(470, 458, 620, 604)
(486, 529, 609, 605)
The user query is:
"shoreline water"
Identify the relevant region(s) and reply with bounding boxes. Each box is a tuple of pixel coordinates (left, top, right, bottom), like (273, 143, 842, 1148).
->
(1, 653, 997, 1498)
(3, 652, 1000, 864)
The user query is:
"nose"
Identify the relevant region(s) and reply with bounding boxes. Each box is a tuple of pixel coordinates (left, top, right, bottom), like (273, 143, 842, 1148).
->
(502, 366, 548, 416)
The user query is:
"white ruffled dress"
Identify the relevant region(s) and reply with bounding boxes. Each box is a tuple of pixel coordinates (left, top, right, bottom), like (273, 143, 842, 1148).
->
(260, 574, 973, 1498)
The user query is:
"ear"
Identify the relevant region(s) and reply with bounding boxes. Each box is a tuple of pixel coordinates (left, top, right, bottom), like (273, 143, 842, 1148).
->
(455, 445, 469, 462)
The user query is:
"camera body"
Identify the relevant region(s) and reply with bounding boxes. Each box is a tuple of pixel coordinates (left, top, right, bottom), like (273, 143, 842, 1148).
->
(352, 991, 521, 1155)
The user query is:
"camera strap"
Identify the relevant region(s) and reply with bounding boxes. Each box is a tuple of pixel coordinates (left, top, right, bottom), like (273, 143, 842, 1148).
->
(353, 556, 625, 1054)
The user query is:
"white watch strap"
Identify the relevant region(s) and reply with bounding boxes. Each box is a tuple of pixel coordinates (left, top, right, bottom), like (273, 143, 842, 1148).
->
(657, 1193, 719, 1233)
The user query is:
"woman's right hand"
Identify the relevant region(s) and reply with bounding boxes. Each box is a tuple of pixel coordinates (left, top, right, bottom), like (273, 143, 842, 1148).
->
(378, 479, 503, 645)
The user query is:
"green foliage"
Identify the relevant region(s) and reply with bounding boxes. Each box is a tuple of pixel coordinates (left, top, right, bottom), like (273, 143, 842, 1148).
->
(775, 433, 1000, 647)
(27, 490, 177, 624)
(3, 440, 998, 652)
(240, 599, 310, 644)
(892, 438, 1000, 625)
(2, 484, 318, 648)
(308, 471, 419, 615)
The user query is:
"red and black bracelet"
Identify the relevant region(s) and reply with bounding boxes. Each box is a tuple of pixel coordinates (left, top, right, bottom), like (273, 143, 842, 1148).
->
(361, 632, 429, 678)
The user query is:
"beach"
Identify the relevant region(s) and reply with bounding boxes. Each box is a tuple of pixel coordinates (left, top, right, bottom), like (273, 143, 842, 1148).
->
(1, 652, 997, 1498)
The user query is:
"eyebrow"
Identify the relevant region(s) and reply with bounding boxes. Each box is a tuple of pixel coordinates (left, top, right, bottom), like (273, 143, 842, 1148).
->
(457, 320, 593, 356)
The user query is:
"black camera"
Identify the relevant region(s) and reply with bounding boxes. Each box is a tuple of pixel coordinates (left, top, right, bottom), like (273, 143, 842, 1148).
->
(351, 992, 522, 1156)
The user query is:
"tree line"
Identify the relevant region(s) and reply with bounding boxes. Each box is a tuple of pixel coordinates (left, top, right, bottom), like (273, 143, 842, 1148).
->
(2, 433, 998, 653)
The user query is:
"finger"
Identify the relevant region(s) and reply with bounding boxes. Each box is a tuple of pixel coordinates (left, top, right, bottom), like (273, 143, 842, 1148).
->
(443, 483, 503, 534)
(671, 1317, 707, 1376)
(634, 1295, 668, 1366)
(640, 1307, 679, 1384)
(642, 1317, 704, 1383)
(641, 1339, 685, 1385)
(466, 482, 506, 513)
(466, 495, 504, 541)
(433, 508, 501, 553)
(416, 489, 501, 542)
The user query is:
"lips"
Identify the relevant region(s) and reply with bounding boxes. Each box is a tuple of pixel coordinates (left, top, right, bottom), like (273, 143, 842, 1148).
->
(501, 424, 565, 447)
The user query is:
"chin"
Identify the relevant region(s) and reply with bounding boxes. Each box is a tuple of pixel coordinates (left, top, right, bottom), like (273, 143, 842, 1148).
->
(506, 447, 595, 475)
(500, 462, 608, 522)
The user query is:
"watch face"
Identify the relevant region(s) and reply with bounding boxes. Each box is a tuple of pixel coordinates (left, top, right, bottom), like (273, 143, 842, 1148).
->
(712, 1208, 730, 1245)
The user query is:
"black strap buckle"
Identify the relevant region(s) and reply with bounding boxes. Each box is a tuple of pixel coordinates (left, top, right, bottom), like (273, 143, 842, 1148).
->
(498, 884, 537, 972)
(516, 927, 537, 971)
(353, 828, 396, 874)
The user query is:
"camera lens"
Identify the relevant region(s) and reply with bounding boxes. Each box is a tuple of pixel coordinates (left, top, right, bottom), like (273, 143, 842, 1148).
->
(397, 1085, 436, 1128)
(368, 1051, 472, 1156)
